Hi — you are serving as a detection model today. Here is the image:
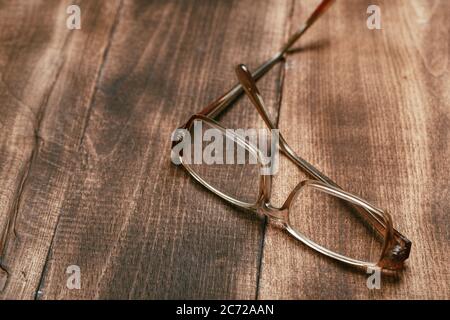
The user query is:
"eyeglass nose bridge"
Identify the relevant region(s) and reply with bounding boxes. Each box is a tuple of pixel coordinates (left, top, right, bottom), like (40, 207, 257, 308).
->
(258, 203, 289, 227)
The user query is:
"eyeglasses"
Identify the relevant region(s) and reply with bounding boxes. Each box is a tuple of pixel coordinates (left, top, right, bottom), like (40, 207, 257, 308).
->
(172, 0, 411, 271)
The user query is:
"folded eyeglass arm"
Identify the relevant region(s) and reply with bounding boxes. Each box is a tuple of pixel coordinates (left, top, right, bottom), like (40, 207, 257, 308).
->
(198, 0, 336, 119)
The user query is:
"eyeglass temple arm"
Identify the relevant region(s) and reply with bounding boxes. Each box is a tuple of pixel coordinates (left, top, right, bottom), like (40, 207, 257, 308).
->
(197, 0, 336, 119)
(235, 64, 343, 185)
(235, 64, 411, 267)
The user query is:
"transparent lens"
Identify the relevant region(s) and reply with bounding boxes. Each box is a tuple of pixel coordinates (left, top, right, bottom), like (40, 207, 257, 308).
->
(289, 184, 384, 263)
(183, 120, 261, 205)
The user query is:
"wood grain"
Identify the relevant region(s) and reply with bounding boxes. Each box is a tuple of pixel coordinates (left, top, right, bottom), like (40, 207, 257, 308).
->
(0, 0, 448, 299)
(0, 0, 291, 299)
(0, 0, 123, 298)
(259, 0, 449, 299)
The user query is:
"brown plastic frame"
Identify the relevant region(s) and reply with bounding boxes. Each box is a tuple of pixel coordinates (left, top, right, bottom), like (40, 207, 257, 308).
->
(173, 0, 411, 270)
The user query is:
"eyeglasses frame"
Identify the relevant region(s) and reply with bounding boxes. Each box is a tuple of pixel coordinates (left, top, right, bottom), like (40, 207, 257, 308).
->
(172, 0, 411, 271)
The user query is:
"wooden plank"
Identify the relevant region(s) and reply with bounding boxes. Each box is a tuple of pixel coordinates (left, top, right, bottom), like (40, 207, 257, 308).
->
(0, 0, 123, 298)
(33, 0, 292, 299)
(1, 0, 447, 300)
(258, 0, 449, 299)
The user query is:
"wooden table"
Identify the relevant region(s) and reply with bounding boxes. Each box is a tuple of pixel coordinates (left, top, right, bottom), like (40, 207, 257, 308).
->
(0, 0, 448, 299)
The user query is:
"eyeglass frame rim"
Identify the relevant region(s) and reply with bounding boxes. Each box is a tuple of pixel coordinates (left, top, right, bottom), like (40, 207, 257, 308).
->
(176, 114, 394, 270)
